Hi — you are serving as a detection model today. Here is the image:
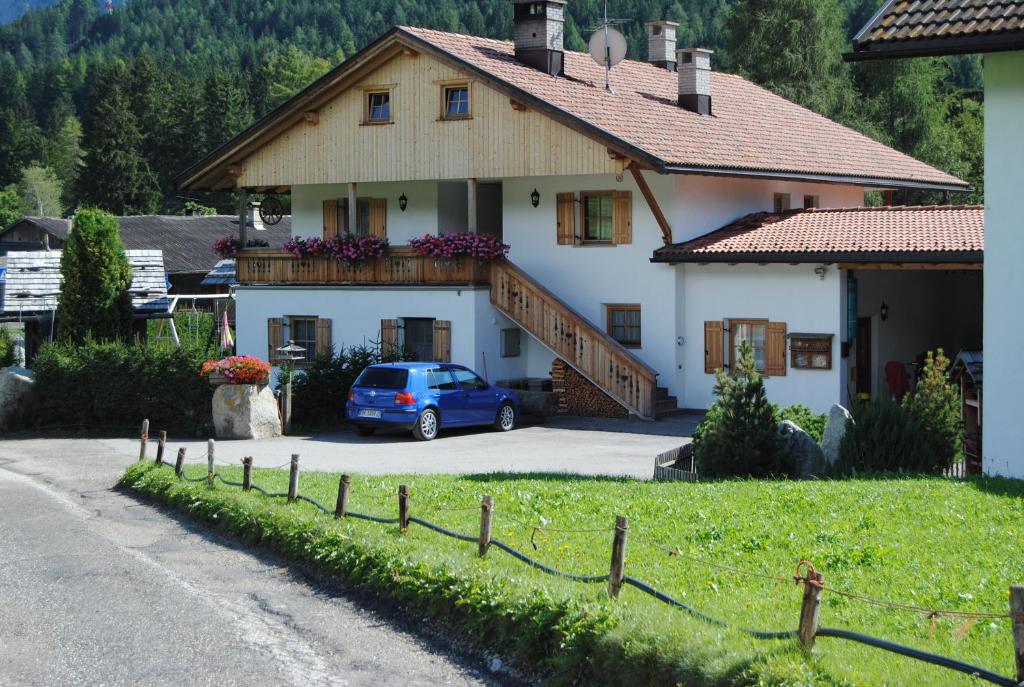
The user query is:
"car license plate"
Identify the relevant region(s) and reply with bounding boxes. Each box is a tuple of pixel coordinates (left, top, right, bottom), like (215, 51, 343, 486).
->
(358, 409, 382, 419)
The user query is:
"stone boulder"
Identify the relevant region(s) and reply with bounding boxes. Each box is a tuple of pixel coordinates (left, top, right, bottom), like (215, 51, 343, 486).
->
(212, 384, 282, 440)
(778, 420, 825, 478)
(0, 366, 34, 430)
(821, 404, 853, 466)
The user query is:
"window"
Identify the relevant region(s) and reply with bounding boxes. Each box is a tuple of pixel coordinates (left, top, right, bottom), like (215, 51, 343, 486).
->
(729, 319, 768, 372)
(402, 318, 434, 362)
(289, 316, 318, 365)
(501, 328, 521, 358)
(607, 305, 641, 348)
(443, 85, 470, 119)
(803, 195, 819, 209)
(773, 193, 791, 213)
(425, 368, 458, 391)
(366, 90, 391, 123)
(582, 192, 614, 242)
(354, 367, 409, 389)
(451, 368, 488, 391)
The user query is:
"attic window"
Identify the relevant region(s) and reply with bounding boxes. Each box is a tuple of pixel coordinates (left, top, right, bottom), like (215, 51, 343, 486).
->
(773, 193, 791, 213)
(365, 90, 391, 124)
(442, 85, 471, 119)
(803, 195, 820, 209)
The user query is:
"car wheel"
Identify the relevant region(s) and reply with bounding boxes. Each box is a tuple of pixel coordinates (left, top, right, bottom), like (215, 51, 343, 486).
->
(355, 424, 376, 437)
(412, 408, 439, 441)
(494, 402, 516, 432)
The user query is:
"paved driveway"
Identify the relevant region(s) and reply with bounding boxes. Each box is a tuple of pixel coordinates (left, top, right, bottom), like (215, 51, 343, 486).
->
(100, 414, 700, 479)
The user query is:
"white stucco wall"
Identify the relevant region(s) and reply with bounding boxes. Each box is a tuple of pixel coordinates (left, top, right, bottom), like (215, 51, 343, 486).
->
(679, 263, 843, 413)
(983, 52, 1024, 478)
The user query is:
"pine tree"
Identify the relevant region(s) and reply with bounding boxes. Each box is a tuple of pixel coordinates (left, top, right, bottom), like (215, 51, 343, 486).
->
(200, 68, 252, 155)
(77, 59, 160, 215)
(56, 208, 134, 343)
(902, 349, 962, 472)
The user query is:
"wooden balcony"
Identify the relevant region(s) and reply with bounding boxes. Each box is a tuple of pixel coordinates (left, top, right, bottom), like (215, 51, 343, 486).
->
(236, 248, 490, 286)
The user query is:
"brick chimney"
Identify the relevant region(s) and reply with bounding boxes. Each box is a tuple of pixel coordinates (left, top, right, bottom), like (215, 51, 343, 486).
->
(646, 21, 678, 71)
(677, 47, 713, 116)
(512, 0, 566, 76)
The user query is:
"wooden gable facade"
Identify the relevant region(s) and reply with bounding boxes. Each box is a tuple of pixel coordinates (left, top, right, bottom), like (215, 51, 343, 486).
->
(235, 49, 624, 189)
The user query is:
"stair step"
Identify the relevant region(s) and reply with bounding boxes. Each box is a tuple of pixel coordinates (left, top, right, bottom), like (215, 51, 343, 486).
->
(655, 407, 688, 419)
(656, 386, 670, 398)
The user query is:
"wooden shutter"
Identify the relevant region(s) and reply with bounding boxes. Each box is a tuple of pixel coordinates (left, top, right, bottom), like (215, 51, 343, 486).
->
(765, 322, 788, 377)
(432, 320, 451, 363)
(368, 198, 387, 238)
(612, 190, 632, 245)
(704, 320, 723, 374)
(556, 192, 575, 245)
(380, 319, 398, 358)
(315, 318, 333, 357)
(323, 200, 338, 239)
(268, 317, 284, 362)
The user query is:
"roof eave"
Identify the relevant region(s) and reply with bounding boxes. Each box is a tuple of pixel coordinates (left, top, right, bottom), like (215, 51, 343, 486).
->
(661, 164, 969, 192)
(650, 250, 984, 265)
(846, 34, 1024, 62)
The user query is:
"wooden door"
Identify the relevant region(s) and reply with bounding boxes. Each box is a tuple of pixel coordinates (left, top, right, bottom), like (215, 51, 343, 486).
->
(856, 317, 871, 397)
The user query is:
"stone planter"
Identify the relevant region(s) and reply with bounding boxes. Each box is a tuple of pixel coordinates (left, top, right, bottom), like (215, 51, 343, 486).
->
(207, 372, 230, 387)
(212, 383, 282, 440)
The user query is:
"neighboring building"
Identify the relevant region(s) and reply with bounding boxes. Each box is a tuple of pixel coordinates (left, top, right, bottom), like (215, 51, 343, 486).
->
(175, 6, 969, 422)
(847, 0, 1022, 478)
(0, 214, 292, 294)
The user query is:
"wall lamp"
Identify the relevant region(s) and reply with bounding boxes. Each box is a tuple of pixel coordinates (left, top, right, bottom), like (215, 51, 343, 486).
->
(530, 188, 540, 208)
(814, 266, 827, 280)
(398, 193, 408, 211)
(880, 300, 889, 322)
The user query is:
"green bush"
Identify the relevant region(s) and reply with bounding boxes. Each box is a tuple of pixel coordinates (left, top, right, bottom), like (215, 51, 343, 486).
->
(834, 399, 933, 475)
(25, 339, 212, 433)
(694, 341, 792, 478)
(0, 327, 17, 368)
(776, 404, 827, 443)
(902, 349, 962, 472)
(288, 343, 412, 428)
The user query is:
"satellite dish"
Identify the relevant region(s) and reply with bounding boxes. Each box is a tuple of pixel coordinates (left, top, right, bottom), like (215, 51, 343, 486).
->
(589, 27, 627, 68)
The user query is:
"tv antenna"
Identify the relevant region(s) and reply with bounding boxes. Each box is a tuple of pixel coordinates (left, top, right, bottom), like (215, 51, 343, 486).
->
(588, 0, 629, 93)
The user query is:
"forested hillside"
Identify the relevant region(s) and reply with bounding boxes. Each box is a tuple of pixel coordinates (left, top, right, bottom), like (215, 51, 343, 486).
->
(0, 0, 983, 222)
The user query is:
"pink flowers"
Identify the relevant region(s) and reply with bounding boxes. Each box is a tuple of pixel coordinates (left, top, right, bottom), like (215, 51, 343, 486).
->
(200, 356, 271, 385)
(407, 232, 509, 261)
(213, 235, 241, 259)
(283, 235, 389, 264)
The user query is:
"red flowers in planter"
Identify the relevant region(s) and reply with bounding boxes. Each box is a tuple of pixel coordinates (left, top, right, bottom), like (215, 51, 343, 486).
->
(200, 356, 271, 385)
(407, 232, 509, 261)
(283, 235, 389, 263)
(213, 235, 270, 259)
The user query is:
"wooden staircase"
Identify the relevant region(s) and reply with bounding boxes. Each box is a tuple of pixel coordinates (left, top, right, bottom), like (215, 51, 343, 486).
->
(490, 259, 667, 420)
(655, 386, 685, 419)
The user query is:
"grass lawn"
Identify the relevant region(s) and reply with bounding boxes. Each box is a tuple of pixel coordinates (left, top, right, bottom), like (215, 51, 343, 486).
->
(123, 463, 1024, 686)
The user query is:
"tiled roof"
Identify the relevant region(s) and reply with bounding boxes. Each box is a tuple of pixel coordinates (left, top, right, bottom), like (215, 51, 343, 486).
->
(849, 0, 1024, 57)
(652, 205, 984, 263)
(401, 27, 966, 189)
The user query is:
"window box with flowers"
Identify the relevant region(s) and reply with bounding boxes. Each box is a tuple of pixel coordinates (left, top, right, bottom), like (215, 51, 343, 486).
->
(407, 232, 509, 280)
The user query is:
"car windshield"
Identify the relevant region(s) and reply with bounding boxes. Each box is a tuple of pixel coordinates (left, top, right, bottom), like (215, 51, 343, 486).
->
(353, 367, 409, 390)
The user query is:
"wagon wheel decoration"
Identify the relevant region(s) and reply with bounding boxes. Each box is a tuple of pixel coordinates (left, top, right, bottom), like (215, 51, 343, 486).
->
(258, 195, 285, 226)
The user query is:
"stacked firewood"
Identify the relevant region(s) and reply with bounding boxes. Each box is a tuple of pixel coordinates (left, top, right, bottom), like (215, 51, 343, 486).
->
(551, 359, 628, 418)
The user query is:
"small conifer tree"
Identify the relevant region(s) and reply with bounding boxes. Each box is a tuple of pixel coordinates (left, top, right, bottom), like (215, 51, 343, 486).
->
(56, 208, 133, 343)
(903, 349, 962, 472)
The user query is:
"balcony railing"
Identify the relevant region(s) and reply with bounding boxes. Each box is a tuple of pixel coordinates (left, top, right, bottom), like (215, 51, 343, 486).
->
(236, 248, 491, 286)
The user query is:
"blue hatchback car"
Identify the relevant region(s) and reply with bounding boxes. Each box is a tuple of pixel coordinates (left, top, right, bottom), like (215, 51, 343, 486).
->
(346, 363, 521, 441)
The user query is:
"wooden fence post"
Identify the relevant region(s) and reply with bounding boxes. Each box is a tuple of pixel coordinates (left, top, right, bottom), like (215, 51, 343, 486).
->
(798, 563, 824, 652)
(155, 430, 167, 465)
(287, 454, 300, 502)
(242, 456, 253, 491)
(478, 495, 494, 556)
(1011, 585, 1024, 683)
(138, 419, 149, 462)
(174, 448, 185, 476)
(335, 474, 351, 518)
(398, 485, 409, 531)
(207, 439, 215, 485)
(608, 515, 628, 599)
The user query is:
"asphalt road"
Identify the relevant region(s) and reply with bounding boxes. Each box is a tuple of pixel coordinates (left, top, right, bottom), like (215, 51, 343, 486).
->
(0, 437, 507, 687)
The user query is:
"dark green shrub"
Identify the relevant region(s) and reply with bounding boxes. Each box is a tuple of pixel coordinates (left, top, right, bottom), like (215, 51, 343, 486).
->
(902, 349, 962, 472)
(26, 339, 211, 433)
(834, 399, 933, 475)
(776, 404, 827, 443)
(694, 341, 792, 478)
(288, 343, 412, 428)
(56, 209, 134, 343)
(0, 327, 17, 367)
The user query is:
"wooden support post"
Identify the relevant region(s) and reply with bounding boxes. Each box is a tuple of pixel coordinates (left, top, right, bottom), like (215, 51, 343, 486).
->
(238, 188, 248, 246)
(242, 456, 253, 491)
(478, 495, 494, 556)
(174, 448, 185, 476)
(608, 515, 628, 599)
(335, 474, 351, 518)
(628, 164, 673, 245)
(1012, 585, 1024, 682)
(155, 431, 167, 465)
(287, 454, 300, 503)
(467, 177, 478, 233)
(138, 419, 149, 462)
(347, 182, 357, 235)
(206, 439, 215, 485)
(798, 564, 824, 652)
(398, 485, 409, 531)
